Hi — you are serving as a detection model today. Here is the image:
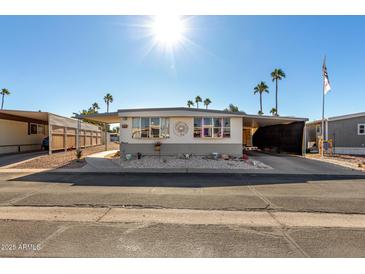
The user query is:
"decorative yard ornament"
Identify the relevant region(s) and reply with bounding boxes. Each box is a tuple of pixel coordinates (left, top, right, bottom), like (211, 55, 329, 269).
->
(174, 121, 189, 136)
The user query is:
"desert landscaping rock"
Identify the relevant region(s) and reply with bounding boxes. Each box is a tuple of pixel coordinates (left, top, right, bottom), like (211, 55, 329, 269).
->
(116, 155, 272, 170)
(11, 143, 119, 169)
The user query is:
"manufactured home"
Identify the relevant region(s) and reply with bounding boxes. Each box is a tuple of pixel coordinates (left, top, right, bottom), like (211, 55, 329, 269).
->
(306, 112, 365, 155)
(79, 107, 308, 157)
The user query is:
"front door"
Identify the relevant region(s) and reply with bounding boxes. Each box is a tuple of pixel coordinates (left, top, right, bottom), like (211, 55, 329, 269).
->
(243, 128, 252, 146)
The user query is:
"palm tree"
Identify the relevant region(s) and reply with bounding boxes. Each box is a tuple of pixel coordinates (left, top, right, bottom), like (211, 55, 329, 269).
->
(270, 107, 277, 116)
(187, 100, 194, 108)
(271, 68, 286, 115)
(195, 96, 202, 108)
(104, 93, 113, 113)
(0, 88, 10, 110)
(90, 102, 100, 113)
(203, 98, 212, 109)
(254, 82, 269, 115)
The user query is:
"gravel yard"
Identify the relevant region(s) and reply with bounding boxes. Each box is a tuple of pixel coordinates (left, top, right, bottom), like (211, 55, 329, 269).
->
(116, 155, 272, 170)
(11, 143, 119, 169)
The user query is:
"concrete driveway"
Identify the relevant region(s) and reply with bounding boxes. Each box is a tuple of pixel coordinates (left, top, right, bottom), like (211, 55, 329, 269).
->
(247, 151, 363, 175)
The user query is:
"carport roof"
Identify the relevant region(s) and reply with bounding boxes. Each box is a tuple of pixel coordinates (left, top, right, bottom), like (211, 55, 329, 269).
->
(0, 109, 49, 122)
(76, 107, 308, 126)
(75, 111, 119, 124)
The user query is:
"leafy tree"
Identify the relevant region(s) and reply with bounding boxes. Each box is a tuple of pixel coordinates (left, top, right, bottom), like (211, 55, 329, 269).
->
(111, 126, 120, 133)
(0, 88, 10, 110)
(224, 104, 240, 112)
(271, 68, 286, 115)
(90, 102, 100, 114)
(195, 96, 202, 108)
(254, 81, 269, 114)
(187, 100, 194, 108)
(203, 98, 212, 109)
(104, 93, 114, 113)
(270, 107, 278, 116)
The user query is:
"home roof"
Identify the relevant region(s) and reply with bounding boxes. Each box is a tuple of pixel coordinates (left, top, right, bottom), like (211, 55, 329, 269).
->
(77, 107, 308, 126)
(117, 107, 308, 120)
(307, 112, 365, 124)
(328, 112, 365, 122)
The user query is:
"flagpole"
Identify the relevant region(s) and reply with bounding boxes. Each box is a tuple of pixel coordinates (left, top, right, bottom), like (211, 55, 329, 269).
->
(321, 70, 325, 158)
(321, 56, 326, 158)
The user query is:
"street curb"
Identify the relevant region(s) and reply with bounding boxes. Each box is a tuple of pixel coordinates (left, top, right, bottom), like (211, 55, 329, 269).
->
(1, 206, 365, 229)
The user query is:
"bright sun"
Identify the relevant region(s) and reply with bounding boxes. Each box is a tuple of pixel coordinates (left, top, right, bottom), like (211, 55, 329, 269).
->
(151, 15, 186, 47)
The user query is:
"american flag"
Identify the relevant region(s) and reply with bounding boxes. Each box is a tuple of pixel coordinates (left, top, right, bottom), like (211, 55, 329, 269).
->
(322, 57, 331, 94)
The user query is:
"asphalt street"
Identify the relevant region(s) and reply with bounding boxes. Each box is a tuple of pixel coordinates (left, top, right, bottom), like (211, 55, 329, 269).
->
(0, 152, 364, 257)
(1, 219, 365, 257)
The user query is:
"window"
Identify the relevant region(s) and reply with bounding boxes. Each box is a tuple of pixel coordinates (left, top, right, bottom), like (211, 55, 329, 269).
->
(194, 118, 202, 137)
(141, 118, 150, 138)
(30, 123, 38, 134)
(358, 123, 365, 135)
(132, 117, 170, 139)
(37, 124, 45, 135)
(132, 118, 141, 138)
(160, 118, 170, 138)
(223, 118, 231, 138)
(29, 123, 44, 135)
(194, 117, 231, 138)
(316, 125, 321, 135)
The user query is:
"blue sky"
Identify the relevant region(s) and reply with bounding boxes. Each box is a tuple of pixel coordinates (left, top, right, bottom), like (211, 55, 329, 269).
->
(0, 16, 364, 120)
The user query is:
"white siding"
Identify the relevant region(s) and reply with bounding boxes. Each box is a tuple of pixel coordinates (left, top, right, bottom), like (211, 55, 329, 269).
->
(120, 116, 242, 145)
(0, 119, 47, 154)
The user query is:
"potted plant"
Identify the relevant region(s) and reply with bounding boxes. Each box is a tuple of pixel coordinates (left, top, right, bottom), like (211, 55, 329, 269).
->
(75, 150, 83, 162)
(154, 141, 162, 152)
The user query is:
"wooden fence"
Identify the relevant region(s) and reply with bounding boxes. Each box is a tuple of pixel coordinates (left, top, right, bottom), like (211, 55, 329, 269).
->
(50, 125, 102, 152)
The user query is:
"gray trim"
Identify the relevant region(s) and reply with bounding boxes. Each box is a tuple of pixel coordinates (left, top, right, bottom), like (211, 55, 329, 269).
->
(120, 143, 242, 157)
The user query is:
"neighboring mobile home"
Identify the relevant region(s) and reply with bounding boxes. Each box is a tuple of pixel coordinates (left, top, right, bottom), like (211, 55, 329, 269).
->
(0, 110, 104, 155)
(79, 107, 308, 157)
(306, 112, 365, 155)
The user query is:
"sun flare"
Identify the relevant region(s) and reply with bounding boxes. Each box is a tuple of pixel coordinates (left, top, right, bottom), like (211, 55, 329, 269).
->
(151, 15, 186, 47)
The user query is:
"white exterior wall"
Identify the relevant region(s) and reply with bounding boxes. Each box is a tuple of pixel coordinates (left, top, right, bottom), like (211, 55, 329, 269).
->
(120, 116, 242, 145)
(0, 119, 47, 154)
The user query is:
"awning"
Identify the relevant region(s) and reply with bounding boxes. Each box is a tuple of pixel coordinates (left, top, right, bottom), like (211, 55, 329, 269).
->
(76, 112, 119, 124)
(0, 110, 48, 122)
(243, 115, 307, 128)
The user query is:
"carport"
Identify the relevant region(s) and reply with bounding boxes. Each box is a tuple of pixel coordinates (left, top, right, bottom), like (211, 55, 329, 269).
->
(0, 110, 104, 155)
(242, 114, 308, 155)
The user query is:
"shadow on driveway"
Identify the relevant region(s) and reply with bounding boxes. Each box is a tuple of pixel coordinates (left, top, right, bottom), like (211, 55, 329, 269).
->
(0, 151, 46, 168)
(9, 172, 365, 188)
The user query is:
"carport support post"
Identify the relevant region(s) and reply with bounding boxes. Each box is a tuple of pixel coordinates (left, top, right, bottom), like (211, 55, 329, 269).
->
(104, 123, 108, 151)
(48, 113, 52, 155)
(302, 124, 307, 155)
(76, 118, 81, 154)
(63, 127, 67, 152)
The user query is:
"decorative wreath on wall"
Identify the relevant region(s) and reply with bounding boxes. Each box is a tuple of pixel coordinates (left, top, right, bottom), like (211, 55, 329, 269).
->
(174, 121, 189, 136)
